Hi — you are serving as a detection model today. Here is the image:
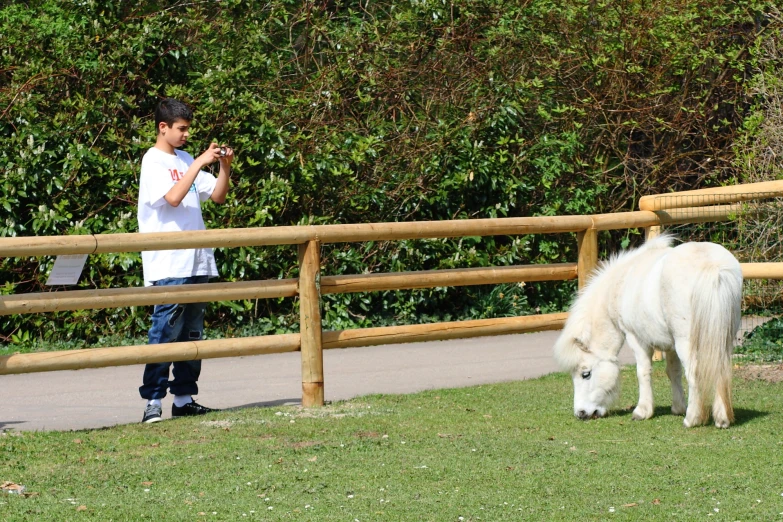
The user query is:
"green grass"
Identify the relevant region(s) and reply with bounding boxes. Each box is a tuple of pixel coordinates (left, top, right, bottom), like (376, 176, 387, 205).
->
(3, 366, 783, 521)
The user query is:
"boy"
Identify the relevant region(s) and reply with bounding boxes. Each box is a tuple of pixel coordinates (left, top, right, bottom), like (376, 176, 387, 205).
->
(137, 98, 233, 423)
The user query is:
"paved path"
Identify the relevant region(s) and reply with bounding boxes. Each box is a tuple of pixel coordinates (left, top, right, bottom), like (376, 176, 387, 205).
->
(0, 330, 635, 432)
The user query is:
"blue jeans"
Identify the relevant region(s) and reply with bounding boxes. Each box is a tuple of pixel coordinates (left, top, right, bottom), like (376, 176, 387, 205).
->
(139, 276, 209, 400)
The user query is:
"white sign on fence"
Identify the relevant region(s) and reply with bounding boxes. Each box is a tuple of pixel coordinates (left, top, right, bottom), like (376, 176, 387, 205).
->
(46, 254, 88, 286)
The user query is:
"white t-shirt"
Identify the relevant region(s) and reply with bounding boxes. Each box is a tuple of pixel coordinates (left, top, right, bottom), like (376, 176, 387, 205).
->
(137, 147, 218, 286)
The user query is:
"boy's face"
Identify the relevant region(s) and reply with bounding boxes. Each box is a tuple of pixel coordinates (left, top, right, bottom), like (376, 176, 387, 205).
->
(159, 118, 191, 149)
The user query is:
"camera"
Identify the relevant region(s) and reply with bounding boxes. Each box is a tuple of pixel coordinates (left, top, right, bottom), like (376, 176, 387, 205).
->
(218, 146, 228, 157)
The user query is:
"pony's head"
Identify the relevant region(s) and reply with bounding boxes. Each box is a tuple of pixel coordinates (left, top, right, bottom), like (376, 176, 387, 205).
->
(555, 334, 621, 419)
(553, 291, 623, 420)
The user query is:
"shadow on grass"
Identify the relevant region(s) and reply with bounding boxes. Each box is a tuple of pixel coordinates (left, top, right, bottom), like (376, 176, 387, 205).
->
(230, 398, 302, 410)
(733, 407, 769, 425)
(610, 405, 768, 426)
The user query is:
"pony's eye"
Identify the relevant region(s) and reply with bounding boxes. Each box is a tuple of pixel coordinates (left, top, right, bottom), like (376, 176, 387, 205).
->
(581, 370, 592, 380)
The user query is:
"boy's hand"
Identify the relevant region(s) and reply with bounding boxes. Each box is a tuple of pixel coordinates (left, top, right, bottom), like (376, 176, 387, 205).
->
(217, 144, 234, 168)
(208, 143, 232, 204)
(197, 143, 223, 168)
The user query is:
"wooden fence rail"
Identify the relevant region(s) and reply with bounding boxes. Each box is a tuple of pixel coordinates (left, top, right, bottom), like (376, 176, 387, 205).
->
(640, 180, 783, 210)
(0, 206, 742, 258)
(2, 180, 783, 406)
(0, 264, 578, 316)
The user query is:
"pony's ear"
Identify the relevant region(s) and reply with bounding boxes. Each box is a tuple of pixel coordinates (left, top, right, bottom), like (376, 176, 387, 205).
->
(574, 338, 590, 353)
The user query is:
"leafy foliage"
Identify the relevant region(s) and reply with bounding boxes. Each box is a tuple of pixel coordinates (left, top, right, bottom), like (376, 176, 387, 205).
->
(738, 317, 783, 361)
(0, 0, 775, 345)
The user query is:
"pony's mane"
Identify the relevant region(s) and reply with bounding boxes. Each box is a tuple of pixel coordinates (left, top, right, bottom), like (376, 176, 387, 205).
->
(579, 233, 675, 300)
(554, 234, 676, 370)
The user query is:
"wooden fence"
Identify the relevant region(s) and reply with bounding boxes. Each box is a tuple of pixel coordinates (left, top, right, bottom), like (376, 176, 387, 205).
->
(3, 181, 783, 406)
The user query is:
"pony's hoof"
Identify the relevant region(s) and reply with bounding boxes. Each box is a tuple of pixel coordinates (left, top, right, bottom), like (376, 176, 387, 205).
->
(683, 416, 705, 428)
(714, 418, 731, 429)
(631, 407, 652, 421)
(671, 405, 686, 416)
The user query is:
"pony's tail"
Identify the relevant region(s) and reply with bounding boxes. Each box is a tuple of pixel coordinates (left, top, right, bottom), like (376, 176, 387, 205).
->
(690, 265, 742, 426)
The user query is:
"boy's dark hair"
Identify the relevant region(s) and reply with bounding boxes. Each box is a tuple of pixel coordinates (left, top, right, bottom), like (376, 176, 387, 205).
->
(154, 98, 193, 130)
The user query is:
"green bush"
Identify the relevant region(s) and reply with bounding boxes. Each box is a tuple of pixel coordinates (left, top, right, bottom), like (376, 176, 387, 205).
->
(738, 317, 783, 361)
(0, 0, 774, 347)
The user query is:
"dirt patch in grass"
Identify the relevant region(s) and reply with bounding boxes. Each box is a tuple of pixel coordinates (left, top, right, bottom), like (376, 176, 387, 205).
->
(355, 430, 382, 438)
(735, 363, 783, 383)
(289, 440, 322, 449)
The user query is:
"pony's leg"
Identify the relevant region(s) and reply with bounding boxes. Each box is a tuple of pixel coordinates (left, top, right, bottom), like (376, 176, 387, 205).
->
(712, 387, 732, 429)
(677, 339, 708, 428)
(712, 349, 734, 429)
(665, 350, 686, 415)
(626, 334, 655, 421)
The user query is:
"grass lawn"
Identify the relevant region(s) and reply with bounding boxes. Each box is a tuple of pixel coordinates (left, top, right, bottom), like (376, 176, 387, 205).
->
(3, 364, 783, 521)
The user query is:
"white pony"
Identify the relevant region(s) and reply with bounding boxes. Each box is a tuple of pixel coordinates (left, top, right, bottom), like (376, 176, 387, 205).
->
(553, 235, 742, 428)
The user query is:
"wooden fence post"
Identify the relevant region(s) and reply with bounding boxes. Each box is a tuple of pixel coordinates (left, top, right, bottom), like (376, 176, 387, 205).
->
(645, 225, 662, 241)
(298, 240, 324, 407)
(644, 225, 665, 362)
(577, 228, 598, 290)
